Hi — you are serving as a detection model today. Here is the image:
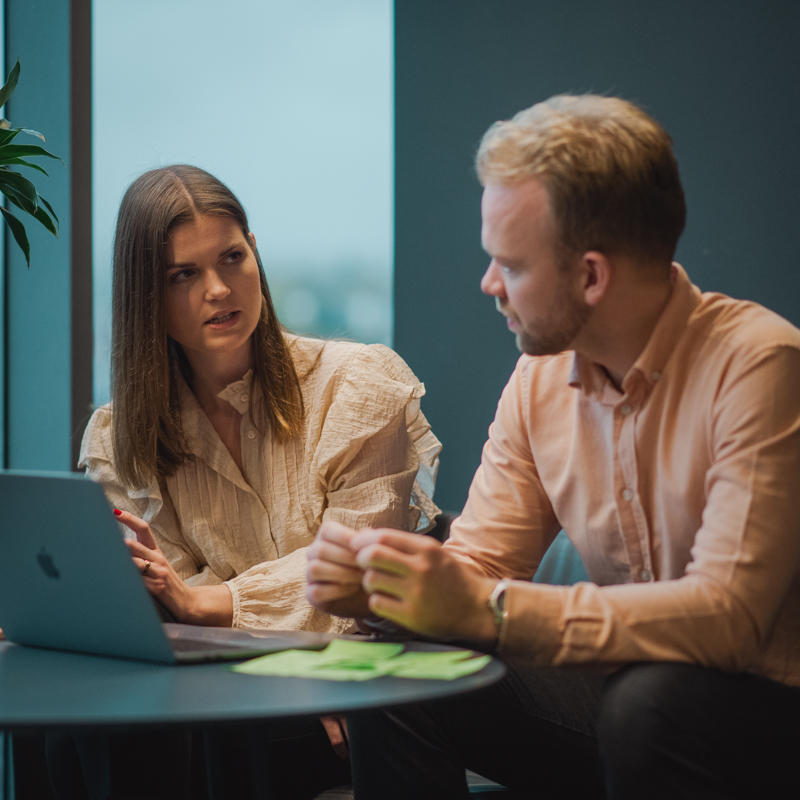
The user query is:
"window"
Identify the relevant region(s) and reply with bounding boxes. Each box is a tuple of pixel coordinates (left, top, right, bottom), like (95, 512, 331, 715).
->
(92, 0, 393, 403)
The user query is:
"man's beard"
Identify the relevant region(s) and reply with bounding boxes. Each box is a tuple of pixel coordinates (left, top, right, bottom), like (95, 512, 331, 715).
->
(515, 286, 592, 357)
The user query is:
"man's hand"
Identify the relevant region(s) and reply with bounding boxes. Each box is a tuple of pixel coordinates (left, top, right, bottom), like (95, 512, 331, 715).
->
(306, 521, 372, 619)
(116, 510, 233, 627)
(352, 529, 499, 645)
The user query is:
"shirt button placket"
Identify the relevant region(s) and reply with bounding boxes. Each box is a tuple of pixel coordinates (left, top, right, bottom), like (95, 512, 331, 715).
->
(616, 396, 649, 584)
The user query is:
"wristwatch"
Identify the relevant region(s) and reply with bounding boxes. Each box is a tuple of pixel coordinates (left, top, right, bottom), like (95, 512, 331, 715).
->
(488, 578, 511, 641)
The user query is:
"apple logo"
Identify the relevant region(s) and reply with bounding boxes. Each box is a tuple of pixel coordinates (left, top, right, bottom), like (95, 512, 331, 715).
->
(37, 548, 61, 579)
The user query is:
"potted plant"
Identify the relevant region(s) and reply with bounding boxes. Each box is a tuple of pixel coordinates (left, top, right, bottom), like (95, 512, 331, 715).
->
(0, 60, 62, 267)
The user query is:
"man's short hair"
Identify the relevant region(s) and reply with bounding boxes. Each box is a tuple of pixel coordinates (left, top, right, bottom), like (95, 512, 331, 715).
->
(476, 95, 686, 267)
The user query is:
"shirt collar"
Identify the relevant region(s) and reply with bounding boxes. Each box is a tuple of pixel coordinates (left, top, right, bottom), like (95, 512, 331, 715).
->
(178, 368, 254, 432)
(217, 369, 254, 414)
(568, 263, 702, 403)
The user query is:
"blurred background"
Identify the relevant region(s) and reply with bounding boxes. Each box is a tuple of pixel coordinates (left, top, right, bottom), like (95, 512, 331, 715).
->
(92, 0, 393, 404)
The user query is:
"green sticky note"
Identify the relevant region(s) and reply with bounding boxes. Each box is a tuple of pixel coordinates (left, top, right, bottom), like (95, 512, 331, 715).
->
(387, 653, 492, 680)
(232, 642, 491, 682)
(232, 649, 323, 677)
(316, 639, 404, 662)
(387, 651, 474, 666)
(298, 661, 395, 681)
(232, 640, 405, 680)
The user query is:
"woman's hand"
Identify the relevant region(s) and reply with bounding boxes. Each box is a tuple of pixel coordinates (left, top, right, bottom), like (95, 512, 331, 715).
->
(115, 510, 233, 627)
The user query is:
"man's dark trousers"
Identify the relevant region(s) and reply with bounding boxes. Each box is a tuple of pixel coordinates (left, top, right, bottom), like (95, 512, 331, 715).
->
(347, 660, 800, 799)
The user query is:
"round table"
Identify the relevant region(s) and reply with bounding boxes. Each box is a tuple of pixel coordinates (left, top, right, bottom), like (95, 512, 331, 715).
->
(0, 639, 506, 732)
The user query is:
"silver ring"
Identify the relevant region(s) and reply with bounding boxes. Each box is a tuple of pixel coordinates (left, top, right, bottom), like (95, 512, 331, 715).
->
(142, 559, 152, 576)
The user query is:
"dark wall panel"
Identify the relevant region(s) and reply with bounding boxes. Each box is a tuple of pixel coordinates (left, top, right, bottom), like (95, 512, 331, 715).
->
(4, 0, 92, 470)
(5, 0, 72, 470)
(394, 0, 800, 511)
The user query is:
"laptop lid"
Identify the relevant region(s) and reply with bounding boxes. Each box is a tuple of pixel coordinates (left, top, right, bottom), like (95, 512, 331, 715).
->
(0, 471, 181, 663)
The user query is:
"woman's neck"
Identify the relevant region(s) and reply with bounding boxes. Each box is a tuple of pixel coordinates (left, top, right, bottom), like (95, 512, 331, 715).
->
(182, 340, 254, 416)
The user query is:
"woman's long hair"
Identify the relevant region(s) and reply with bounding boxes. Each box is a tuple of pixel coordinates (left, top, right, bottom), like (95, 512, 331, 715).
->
(110, 165, 304, 489)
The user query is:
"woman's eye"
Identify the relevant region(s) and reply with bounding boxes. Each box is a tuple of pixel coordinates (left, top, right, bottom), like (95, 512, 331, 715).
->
(169, 268, 195, 284)
(225, 250, 243, 264)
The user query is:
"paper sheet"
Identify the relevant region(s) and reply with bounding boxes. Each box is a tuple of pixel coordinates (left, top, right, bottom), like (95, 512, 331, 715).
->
(232, 639, 491, 681)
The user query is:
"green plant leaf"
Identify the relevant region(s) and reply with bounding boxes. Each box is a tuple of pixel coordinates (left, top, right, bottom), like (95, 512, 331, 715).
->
(0, 168, 39, 211)
(0, 128, 47, 145)
(0, 60, 20, 110)
(3, 184, 58, 236)
(0, 128, 19, 146)
(2, 182, 38, 216)
(38, 194, 59, 227)
(0, 157, 49, 175)
(0, 143, 64, 164)
(0, 205, 31, 267)
(33, 203, 58, 237)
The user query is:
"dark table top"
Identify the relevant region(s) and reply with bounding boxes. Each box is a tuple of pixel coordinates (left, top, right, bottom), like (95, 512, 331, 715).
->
(0, 639, 505, 733)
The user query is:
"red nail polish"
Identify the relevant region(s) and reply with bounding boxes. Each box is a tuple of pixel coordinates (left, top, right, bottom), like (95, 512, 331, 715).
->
(113, 509, 122, 516)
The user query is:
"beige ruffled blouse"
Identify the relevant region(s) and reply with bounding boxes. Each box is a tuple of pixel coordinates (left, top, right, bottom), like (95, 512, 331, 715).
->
(79, 336, 441, 634)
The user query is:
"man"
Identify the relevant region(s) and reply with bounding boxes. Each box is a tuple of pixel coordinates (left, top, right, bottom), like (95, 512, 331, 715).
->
(306, 95, 800, 799)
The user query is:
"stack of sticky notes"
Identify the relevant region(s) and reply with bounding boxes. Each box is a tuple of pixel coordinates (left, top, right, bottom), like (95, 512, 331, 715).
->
(232, 639, 491, 681)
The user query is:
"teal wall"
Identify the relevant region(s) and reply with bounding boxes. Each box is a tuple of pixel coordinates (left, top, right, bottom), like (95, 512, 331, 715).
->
(394, 0, 800, 512)
(4, 0, 72, 470)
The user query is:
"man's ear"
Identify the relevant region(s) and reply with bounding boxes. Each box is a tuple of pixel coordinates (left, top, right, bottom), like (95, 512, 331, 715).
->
(579, 250, 611, 307)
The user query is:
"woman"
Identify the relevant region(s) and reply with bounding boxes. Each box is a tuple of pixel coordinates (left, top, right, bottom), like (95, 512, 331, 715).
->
(82, 164, 440, 632)
(50, 165, 440, 800)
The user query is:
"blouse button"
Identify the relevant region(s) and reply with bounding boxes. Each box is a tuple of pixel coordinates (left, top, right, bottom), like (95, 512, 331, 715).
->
(622, 488, 633, 501)
(639, 569, 652, 582)
(241, 393, 249, 403)
(621, 404, 632, 416)
(651, 371, 661, 382)
(247, 430, 256, 440)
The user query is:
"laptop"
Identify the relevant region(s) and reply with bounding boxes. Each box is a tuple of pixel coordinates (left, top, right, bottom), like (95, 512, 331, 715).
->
(0, 471, 334, 664)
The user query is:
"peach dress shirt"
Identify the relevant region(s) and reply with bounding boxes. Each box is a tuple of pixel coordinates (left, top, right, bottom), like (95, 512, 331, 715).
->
(446, 265, 800, 686)
(80, 336, 441, 634)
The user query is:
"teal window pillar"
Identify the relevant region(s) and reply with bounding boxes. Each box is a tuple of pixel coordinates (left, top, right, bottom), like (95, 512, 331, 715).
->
(3, 0, 92, 471)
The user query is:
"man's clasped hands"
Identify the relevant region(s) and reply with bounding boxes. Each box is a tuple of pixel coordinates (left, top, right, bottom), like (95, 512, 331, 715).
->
(306, 520, 499, 646)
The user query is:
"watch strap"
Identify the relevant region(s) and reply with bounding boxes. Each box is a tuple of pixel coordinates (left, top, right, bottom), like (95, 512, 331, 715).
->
(488, 578, 511, 640)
